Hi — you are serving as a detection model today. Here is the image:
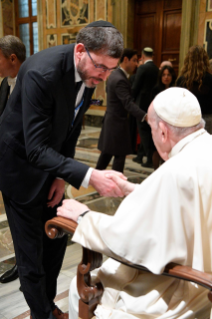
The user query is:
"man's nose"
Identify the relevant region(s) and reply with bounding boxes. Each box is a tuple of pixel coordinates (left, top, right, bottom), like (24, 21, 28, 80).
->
(99, 71, 110, 81)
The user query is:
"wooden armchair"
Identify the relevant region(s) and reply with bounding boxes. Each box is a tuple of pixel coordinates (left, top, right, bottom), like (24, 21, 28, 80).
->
(45, 216, 212, 319)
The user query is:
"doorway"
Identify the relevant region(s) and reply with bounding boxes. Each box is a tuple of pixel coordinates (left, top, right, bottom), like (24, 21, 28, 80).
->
(134, 0, 182, 75)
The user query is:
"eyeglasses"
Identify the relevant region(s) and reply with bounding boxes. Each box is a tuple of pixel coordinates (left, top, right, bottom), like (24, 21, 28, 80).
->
(85, 47, 117, 73)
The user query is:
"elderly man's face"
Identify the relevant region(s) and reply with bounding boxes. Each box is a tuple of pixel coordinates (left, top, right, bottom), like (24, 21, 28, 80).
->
(147, 103, 171, 160)
(76, 45, 119, 88)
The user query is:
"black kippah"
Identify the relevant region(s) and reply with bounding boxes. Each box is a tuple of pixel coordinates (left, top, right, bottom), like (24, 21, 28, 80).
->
(85, 20, 116, 28)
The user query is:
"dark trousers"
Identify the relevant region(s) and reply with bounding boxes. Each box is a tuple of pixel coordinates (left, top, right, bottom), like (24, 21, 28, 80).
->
(129, 114, 137, 154)
(96, 152, 125, 173)
(2, 193, 68, 319)
(136, 120, 154, 163)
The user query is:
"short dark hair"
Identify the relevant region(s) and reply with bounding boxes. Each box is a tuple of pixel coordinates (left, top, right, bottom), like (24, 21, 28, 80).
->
(142, 49, 153, 58)
(120, 48, 137, 63)
(0, 35, 26, 63)
(76, 27, 123, 59)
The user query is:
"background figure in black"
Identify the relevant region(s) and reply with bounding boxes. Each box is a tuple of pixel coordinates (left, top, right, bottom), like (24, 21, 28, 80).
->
(0, 35, 26, 284)
(129, 58, 144, 155)
(151, 65, 176, 169)
(96, 49, 146, 173)
(176, 45, 212, 134)
(132, 47, 158, 167)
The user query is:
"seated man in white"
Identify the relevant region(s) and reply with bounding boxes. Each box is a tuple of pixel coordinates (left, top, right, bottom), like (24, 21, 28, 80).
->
(58, 87, 212, 319)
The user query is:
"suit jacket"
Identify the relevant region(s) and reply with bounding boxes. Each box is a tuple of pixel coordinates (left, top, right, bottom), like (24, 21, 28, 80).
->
(132, 61, 159, 112)
(0, 44, 94, 205)
(0, 77, 10, 116)
(98, 68, 145, 156)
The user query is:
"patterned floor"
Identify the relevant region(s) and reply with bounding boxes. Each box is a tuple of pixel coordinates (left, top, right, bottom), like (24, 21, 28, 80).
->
(0, 126, 153, 319)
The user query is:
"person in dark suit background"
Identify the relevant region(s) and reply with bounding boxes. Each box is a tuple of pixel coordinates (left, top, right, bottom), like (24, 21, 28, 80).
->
(129, 58, 144, 154)
(132, 47, 158, 167)
(0, 35, 26, 284)
(0, 21, 125, 319)
(96, 49, 146, 173)
(0, 35, 25, 117)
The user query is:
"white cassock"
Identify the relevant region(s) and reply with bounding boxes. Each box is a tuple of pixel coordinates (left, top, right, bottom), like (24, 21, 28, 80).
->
(70, 128, 212, 319)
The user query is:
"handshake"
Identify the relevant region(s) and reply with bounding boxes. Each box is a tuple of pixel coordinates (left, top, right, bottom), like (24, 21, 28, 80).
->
(57, 169, 136, 222)
(89, 169, 136, 197)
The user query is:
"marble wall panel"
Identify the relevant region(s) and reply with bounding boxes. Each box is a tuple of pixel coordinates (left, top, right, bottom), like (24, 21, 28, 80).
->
(46, 0, 57, 28)
(1, 0, 14, 35)
(207, 0, 212, 11)
(200, 0, 207, 12)
(95, 0, 106, 20)
(60, 0, 89, 27)
(198, 12, 207, 44)
(47, 34, 58, 47)
(197, 0, 212, 57)
(203, 19, 212, 58)
(61, 32, 76, 44)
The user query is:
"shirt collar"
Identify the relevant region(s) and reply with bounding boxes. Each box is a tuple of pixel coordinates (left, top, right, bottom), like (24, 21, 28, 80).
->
(7, 76, 17, 86)
(144, 60, 153, 64)
(119, 67, 130, 78)
(169, 128, 206, 159)
(74, 54, 82, 83)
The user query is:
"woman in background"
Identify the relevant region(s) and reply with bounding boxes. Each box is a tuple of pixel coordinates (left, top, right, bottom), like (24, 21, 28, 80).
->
(176, 45, 212, 133)
(151, 65, 176, 169)
(151, 65, 176, 99)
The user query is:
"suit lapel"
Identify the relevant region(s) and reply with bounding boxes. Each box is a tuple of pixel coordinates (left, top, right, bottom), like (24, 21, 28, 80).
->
(0, 78, 10, 116)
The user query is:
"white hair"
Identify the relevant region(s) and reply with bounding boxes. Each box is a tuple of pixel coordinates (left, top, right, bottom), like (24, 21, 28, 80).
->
(152, 109, 205, 139)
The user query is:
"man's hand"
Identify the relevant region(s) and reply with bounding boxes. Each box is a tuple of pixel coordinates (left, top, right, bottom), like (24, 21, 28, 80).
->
(57, 199, 89, 222)
(106, 173, 136, 196)
(89, 169, 127, 197)
(47, 179, 65, 208)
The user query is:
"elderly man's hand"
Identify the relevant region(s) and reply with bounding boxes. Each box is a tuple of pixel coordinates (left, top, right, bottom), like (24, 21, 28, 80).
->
(57, 199, 89, 222)
(106, 173, 136, 196)
(89, 169, 127, 197)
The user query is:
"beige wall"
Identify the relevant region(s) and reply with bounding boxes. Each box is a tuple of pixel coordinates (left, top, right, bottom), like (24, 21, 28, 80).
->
(198, 0, 212, 46)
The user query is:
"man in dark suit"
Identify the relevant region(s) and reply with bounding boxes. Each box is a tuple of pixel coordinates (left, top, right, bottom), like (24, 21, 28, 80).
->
(96, 48, 146, 172)
(0, 35, 26, 284)
(0, 21, 124, 319)
(132, 47, 159, 167)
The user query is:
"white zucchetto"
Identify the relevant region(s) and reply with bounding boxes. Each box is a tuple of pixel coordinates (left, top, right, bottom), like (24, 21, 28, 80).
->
(153, 87, 201, 127)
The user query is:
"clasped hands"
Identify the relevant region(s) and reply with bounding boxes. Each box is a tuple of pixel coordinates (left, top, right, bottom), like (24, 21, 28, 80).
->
(57, 170, 136, 222)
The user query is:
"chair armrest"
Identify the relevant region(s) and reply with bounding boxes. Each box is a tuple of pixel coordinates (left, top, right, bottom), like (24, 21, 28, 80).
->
(112, 259, 212, 303)
(164, 263, 212, 301)
(45, 216, 78, 239)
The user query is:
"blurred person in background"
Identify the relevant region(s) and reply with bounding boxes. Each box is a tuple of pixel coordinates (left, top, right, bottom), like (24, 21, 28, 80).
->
(176, 45, 212, 134)
(0, 35, 26, 285)
(132, 47, 158, 167)
(159, 60, 173, 70)
(96, 49, 146, 173)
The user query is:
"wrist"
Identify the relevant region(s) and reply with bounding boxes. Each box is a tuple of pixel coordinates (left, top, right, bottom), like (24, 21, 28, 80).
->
(77, 210, 90, 224)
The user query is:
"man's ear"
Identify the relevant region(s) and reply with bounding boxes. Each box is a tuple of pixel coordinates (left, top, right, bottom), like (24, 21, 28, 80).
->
(123, 56, 129, 63)
(75, 43, 85, 61)
(10, 54, 17, 63)
(159, 121, 168, 143)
